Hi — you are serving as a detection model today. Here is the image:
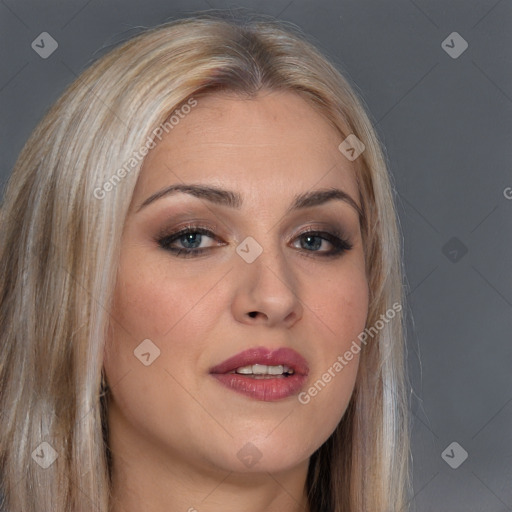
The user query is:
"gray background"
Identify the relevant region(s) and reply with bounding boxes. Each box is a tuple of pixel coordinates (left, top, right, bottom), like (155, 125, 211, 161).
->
(1, 1, 511, 510)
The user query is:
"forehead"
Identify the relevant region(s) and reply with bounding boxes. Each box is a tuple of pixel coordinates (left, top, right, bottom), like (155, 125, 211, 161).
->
(133, 90, 360, 210)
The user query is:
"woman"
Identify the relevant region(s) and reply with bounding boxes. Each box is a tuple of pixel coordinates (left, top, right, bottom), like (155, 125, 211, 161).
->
(0, 11, 410, 512)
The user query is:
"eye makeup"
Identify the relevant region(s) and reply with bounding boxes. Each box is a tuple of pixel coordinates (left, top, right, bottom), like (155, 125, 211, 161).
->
(153, 221, 354, 260)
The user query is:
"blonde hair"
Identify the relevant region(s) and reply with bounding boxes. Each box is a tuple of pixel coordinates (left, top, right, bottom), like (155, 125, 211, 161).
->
(0, 10, 411, 512)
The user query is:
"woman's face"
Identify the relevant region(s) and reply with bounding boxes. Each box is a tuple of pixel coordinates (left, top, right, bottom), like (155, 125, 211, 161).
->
(104, 90, 369, 480)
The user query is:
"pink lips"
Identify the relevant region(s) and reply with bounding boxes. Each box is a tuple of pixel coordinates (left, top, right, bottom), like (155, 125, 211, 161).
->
(209, 346, 309, 402)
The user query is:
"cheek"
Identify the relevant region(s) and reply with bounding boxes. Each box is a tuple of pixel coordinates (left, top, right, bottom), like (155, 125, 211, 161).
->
(111, 259, 208, 340)
(309, 265, 369, 344)
(298, 265, 368, 423)
(103, 258, 219, 442)
(104, 254, 224, 394)
(103, 257, 185, 394)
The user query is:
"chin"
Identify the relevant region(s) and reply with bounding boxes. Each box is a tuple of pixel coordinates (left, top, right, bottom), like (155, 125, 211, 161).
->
(211, 433, 316, 474)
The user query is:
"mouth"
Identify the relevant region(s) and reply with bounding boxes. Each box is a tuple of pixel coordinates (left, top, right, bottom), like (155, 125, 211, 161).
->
(209, 346, 309, 401)
(225, 363, 296, 379)
(209, 346, 309, 376)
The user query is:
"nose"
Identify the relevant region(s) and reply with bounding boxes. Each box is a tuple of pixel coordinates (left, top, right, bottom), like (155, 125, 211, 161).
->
(231, 236, 304, 328)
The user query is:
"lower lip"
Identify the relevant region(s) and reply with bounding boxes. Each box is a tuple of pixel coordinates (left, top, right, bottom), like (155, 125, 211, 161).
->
(210, 373, 307, 401)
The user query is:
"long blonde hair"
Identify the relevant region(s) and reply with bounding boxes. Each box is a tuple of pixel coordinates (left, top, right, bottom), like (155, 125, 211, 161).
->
(0, 10, 411, 511)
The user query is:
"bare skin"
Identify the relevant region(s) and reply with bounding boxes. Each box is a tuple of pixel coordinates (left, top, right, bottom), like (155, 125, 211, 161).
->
(104, 90, 369, 512)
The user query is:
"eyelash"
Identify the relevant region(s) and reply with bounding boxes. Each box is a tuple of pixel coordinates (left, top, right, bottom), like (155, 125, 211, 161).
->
(154, 223, 353, 259)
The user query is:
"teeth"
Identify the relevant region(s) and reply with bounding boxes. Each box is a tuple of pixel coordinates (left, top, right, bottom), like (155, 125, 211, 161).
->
(233, 364, 294, 376)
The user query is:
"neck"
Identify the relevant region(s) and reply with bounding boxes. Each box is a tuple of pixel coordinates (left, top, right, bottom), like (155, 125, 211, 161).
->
(107, 410, 311, 512)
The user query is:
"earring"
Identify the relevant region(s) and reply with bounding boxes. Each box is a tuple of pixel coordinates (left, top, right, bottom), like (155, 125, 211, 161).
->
(100, 371, 109, 394)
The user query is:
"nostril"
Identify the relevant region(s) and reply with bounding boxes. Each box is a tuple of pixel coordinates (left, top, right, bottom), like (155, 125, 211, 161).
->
(248, 311, 258, 318)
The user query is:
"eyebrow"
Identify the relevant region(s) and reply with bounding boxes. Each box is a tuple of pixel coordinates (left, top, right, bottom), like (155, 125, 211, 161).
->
(135, 183, 363, 219)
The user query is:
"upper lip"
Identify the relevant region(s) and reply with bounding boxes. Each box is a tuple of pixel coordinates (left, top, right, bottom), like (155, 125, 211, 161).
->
(209, 346, 310, 376)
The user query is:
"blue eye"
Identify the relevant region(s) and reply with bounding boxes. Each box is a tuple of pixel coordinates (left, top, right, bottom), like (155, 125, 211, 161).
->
(159, 227, 218, 256)
(155, 223, 222, 258)
(156, 224, 353, 259)
(292, 230, 353, 257)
